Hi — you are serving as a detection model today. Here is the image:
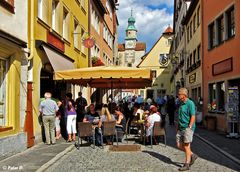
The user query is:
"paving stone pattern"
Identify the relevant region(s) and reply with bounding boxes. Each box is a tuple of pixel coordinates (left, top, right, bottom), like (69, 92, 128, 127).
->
(46, 125, 240, 172)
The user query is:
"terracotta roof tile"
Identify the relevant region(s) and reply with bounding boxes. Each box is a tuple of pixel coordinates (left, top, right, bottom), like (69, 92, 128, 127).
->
(118, 44, 125, 51)
(135, 42, 146, 51)
(163, 26, 173, 34)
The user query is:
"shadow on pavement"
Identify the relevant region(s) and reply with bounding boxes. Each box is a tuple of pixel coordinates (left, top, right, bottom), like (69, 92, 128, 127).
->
(164, 124, 240, 171)
(143, 150, 182, 167)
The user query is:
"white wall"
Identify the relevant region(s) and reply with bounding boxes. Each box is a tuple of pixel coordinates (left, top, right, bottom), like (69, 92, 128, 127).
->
(0, 1, 28, 42)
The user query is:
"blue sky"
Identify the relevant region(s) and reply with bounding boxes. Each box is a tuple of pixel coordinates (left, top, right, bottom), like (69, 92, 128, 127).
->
(117, 0, 174, 52)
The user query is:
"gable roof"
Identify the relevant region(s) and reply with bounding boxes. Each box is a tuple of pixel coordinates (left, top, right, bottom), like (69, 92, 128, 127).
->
(135, 42, 146, 51)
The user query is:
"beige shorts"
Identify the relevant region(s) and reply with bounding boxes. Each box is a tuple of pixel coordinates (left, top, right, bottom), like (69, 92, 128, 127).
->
(176, 128, 193, 143)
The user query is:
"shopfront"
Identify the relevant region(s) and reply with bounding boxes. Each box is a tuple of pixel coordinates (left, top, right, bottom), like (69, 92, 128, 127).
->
(0, 31, 28, 156)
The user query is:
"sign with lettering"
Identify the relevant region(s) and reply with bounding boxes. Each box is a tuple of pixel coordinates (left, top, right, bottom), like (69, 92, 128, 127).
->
(47, 32, 65, 52)
(189, 73, 196, 83)
(212, 58, 232, 76)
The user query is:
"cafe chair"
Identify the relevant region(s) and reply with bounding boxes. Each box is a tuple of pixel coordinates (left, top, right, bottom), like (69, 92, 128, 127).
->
(101, 121, 118, 147)
(77, 122, 95, 149)
(149, 121, 166, 148)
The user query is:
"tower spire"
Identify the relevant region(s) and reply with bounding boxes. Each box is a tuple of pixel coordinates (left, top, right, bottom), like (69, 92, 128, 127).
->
(131, 8, 133, 17)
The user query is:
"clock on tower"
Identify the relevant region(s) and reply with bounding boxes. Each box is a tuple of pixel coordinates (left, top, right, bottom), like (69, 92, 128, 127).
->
(125, 40, 135, 49)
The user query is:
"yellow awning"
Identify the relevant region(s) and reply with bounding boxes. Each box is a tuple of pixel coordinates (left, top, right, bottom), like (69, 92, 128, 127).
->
(54, 66, 152, 89)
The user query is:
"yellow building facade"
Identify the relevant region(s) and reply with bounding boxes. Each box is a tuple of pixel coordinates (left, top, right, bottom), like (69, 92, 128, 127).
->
(138, 27, 173, 100)
(0, 0, 28, 156)
(29, 0, 89, 142)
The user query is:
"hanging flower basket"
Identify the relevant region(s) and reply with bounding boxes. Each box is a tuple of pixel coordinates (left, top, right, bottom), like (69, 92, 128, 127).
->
(92, 56, 105, 67)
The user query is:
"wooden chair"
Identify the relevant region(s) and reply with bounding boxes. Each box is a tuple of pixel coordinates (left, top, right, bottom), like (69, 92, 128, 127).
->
(101, 121, 118, 147)
(150, 121, 166, 148)
(77, 122, 95, 149)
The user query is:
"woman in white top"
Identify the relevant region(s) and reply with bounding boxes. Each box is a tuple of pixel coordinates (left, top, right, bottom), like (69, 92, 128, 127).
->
(146, 105, 161, 137)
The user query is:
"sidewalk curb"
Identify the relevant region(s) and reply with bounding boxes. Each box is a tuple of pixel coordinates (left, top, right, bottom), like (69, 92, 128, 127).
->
(36, 144, 75, 172)
(194, 133, 240, 166)
(0, 143, 44, 163)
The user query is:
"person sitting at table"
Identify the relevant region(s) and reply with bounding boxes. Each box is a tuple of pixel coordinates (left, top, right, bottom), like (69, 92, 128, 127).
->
(83, 104, 102, 146)
(100, 104, 115, 122)
(114, 106, 126, 141)
(145, 105, 161, 143)
(100, 104, 116, 144)
(133, 103, 144, 119)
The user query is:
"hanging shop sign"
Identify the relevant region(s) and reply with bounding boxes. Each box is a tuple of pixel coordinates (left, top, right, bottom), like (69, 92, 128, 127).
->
(83, 37, 95, 48)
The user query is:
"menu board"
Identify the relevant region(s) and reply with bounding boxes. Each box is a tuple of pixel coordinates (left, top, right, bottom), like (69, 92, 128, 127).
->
(227, 87, 239, 121)
(227, 87, 239, 137)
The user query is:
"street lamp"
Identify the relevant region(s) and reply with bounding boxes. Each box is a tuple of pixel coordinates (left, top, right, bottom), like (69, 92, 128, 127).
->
(180, 77, 184, 87)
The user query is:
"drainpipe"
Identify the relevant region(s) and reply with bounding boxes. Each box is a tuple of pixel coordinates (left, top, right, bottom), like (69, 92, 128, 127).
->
(24, 0, 35, 148)
(88, 0, 91, 67)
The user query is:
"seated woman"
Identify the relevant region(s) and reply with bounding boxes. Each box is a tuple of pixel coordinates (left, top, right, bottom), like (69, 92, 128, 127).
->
(114, 106, 126, 141)
(100, 104, 115, 144)
(100, 104, 115, 122)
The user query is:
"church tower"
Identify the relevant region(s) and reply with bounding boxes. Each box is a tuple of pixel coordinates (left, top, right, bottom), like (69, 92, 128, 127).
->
(125, 10, 137, 49)
(118, 10, 146, 67)
(124, 10, 137, 67)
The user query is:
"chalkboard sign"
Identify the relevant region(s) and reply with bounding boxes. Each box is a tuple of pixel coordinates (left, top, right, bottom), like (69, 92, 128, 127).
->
(227, 87, 239, 138)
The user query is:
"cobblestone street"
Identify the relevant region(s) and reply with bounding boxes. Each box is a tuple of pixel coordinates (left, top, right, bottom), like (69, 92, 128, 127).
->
(45, 125, 240, 172)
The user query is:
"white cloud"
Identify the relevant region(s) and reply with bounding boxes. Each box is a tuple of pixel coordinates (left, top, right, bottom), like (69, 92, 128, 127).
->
(117, 0, 173, 52)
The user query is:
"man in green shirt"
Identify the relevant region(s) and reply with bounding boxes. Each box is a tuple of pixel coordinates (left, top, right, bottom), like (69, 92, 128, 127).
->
(176, 88, 198, 171)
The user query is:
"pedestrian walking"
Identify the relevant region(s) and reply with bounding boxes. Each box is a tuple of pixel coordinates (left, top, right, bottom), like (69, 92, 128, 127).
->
(39, 92, 59, 145)
(75, 91, 87, 122)
(65, 93, 77, 142)
(176, 88, 198, 171)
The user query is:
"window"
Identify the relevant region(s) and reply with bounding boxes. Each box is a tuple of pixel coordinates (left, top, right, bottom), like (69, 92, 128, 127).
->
(217, 15, 224, 44)
(187, 57, 189, 69)
(189, 53, 192, 66)
(197, 6, 200, 26)
(91, 44, 100, 58)
(73, 20, 80, 49)
(81, 28, 86, 54)
(208, 22, 215, 49)
(0, 0, 15, 13)
(226, 6, 235, 38)
(0, 59, 8, 126)
(151, 70, 157, 79)
(190, 21, 192, 39)
(168, 38, 172, 46)
(91, 8, 100, 34)
(52, 0, 59, 32)
(208, 82, 225, 111)
(38, 0, 49, 23)
(81, 0, 86, 10)
(193, 14, 196, 32)
(103, 53, 111, 66)
(197, 44, 201, 60)
(103, 24, 113, 49)
(193, 49, 196, 65)
(63, 7, 70, 40)
(106, 0, 112, 19)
